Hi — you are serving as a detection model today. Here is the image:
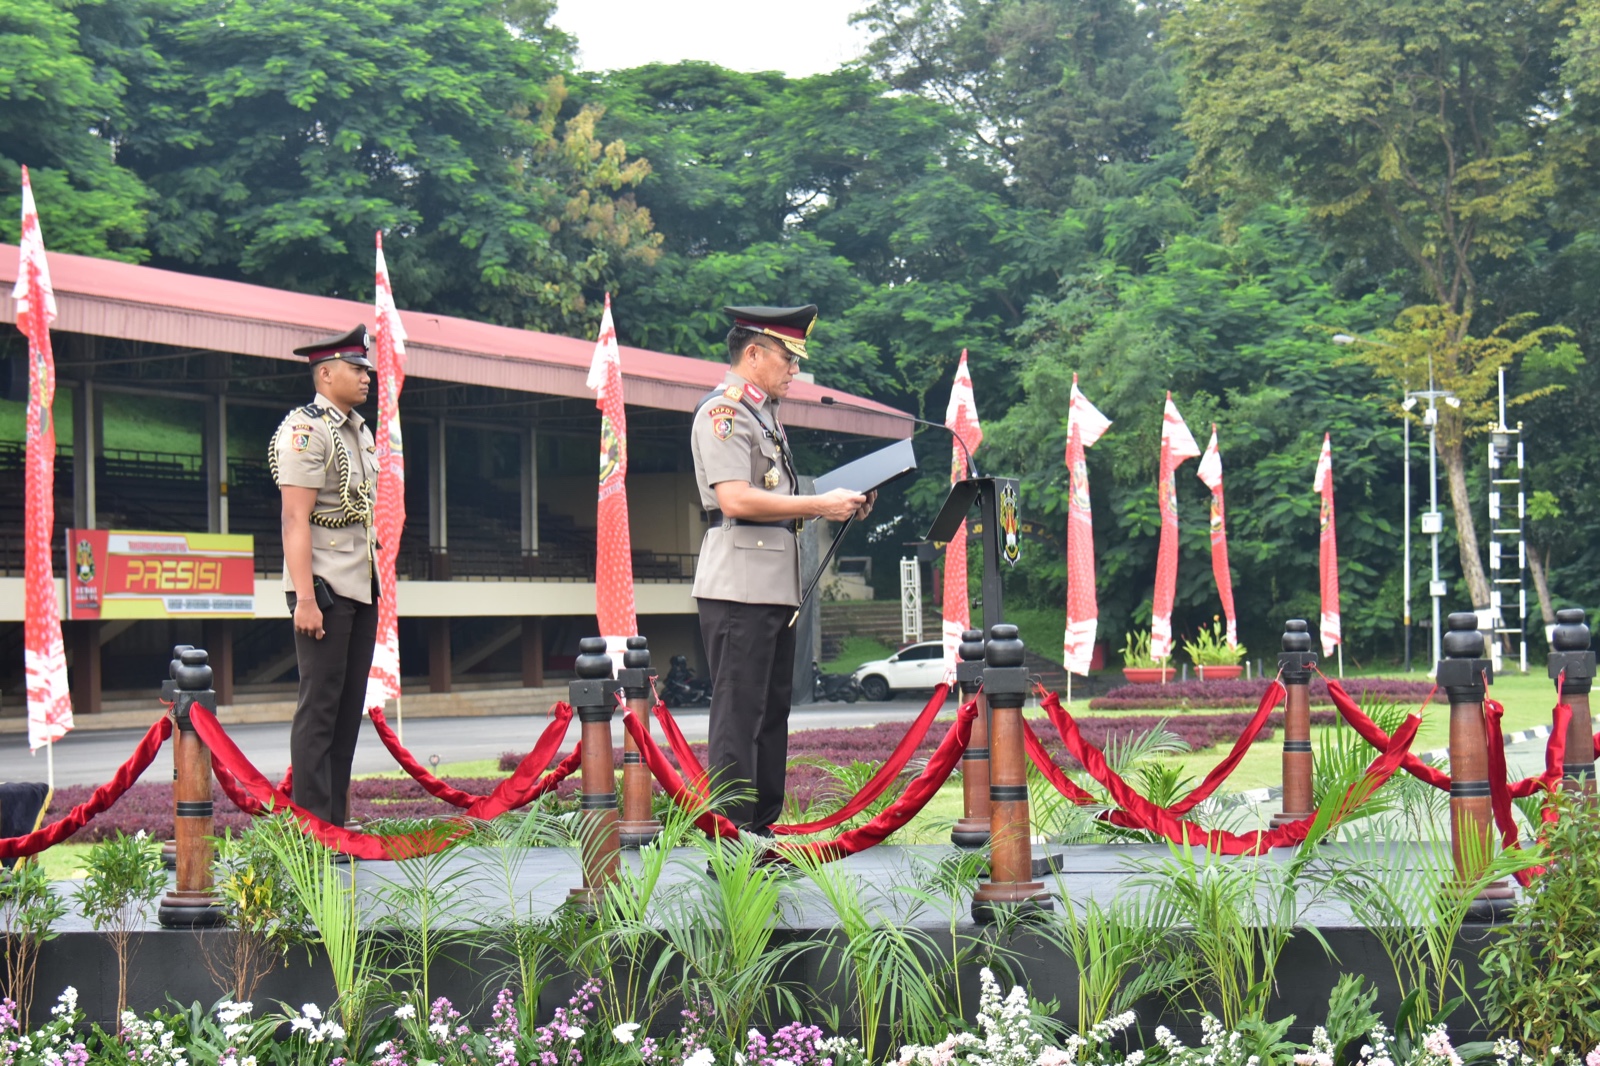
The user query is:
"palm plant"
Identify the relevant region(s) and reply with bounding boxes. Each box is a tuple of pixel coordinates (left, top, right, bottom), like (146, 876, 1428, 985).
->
(371, 833, 482, 1009)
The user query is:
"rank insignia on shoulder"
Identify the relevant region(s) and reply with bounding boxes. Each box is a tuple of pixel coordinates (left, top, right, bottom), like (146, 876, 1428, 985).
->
(707, 404, 738, 441)
(723, 384, 744, 402)
(743, 382, 766, 404)
(301, 403, 325, 417)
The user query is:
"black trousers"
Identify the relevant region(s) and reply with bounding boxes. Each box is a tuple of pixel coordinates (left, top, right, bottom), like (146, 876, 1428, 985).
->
(698, 598, 797, 831)
(289, 591, 378, 826)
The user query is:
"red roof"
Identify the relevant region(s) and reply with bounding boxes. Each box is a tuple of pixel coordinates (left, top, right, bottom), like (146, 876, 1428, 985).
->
(0, 244, 908, 438)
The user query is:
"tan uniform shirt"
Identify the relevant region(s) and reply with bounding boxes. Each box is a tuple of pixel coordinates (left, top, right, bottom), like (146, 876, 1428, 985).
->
(271, 397, 378, 603)
(690, 370, 802, 607)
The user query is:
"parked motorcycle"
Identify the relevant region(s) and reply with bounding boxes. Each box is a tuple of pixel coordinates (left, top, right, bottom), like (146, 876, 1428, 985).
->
(811, 660, 861, 703)
(662, 654, 712, 708)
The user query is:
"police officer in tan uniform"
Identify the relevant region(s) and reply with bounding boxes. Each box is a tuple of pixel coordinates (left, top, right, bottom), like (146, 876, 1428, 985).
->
(691, 305, 871, 834)
(270, 325, 379, 827)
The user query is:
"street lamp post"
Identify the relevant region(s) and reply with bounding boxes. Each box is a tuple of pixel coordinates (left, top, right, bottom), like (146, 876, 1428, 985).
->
(1334, 333, 1458, 673)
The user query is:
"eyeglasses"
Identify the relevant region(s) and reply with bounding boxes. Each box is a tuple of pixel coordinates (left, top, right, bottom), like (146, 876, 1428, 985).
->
(764, 344, 801, 368)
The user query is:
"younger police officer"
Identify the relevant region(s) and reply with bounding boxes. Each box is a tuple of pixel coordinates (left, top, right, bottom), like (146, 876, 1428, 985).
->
(270, 325, 379, 827)
(690, 305, 870, 834)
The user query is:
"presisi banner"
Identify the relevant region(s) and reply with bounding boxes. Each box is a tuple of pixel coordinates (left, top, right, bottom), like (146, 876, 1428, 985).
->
(66, 530, 255, 619)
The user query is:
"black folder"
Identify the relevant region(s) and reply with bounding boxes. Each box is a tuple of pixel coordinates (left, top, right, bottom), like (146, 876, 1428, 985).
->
(812, 438, 918, 496)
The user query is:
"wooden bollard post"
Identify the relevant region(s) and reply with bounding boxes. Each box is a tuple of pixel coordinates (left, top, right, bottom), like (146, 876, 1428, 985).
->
(1547, 608, 1597, 796)
(159, 645, 192, 872)
(1438, 611, 1514, 918)
(158, 647, 224, 928)
(1273, 620, 1317, 827)
(568, 637, 622, 907)
(951, 628, 992, 848)
(617, 636, 663, 848)
(972, 624, 1050, 923)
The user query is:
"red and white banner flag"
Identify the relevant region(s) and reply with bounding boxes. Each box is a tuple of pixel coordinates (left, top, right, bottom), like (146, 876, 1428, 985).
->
(1063, 375, 1111, 675)
(1195, 424, 1237, 648)
(365, 232, 408, 714)
(941, 350, 983, 681)
(1151, 393, 1201, 661)
(15, 168, 74, 751)
(1314, 433, 1341, 656)
(587, 294, 637, 668)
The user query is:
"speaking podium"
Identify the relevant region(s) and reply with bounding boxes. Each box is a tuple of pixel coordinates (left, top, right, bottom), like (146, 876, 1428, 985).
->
(792, 438, 919, 623)
(925, 474, 1021, 637)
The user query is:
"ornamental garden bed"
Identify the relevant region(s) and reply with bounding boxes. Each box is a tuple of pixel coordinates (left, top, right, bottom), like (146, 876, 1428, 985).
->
(1089, 676, 1437, 711)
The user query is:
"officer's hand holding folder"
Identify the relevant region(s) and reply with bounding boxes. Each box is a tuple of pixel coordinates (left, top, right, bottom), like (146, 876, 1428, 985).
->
(792, 438, 919, 624)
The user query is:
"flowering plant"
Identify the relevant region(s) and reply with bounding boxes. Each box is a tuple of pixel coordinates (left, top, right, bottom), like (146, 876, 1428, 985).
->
(1179, 618, 1246, 667)
(0, 988, 89, 1066)
(1122, 631, 1164, 669)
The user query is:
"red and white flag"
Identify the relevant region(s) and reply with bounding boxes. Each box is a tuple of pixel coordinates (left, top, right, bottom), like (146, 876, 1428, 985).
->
(941, 350, 983, 681)
(1151, 393, 1201, 661)
(587, 294, 637, 668)
(1063, 375, 1111, 675)
(365, 232, 408, 714)
(15, 168, 74, 751)
(1314, 433, 1341, 656)
(1195, 425, 1237, 648)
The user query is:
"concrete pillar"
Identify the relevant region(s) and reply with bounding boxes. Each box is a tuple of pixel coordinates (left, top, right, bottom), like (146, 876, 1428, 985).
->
(66, 621, 102, 714)
(521, 426, 540, 555)
(71, 377, 96, 530)
(204, 619, 235, 706)
(428, 419, 449, 579)
(521, 617, 545, 687)
(428, 618, 451, 694)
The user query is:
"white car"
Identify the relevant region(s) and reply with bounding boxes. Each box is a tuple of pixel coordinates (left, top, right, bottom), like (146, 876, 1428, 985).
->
(850, 641, 947, 701)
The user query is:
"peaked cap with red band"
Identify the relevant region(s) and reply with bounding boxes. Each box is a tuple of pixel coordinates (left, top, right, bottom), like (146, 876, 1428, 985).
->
(724, 303, 818, 360)
(294, 324, 375, 369)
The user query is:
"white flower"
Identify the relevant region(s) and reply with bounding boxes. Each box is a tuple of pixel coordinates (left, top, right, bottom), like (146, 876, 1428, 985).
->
(686, 1048, 716, 1066)
(290, 1017, 313, 1034)
(567, 1027, 586, 1040)
(612, 1023, 641, 1045)
(135, 829, 149, 841)
(301, 1003, 322, 1021)
(394, 1004, 417, 1020)
(429, 1020, 451, 1040)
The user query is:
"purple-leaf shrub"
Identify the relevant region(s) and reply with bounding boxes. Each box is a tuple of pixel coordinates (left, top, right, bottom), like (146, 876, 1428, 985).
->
(1090, 676, 1436, 710)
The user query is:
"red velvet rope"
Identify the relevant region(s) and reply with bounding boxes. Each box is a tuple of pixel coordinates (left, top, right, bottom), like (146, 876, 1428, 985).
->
(1033, 681, 1284, 816)
(621, 709, 739, 839)
(776, 684, 956, 834)
(1022, 719, 1097, 805)
(190, 704, 474, 859)
(652, 699, 709, 798)
(367, 704, 580, 818)
(1485, 694, 1568, 886)
(650, 684, 962, 835)
(1320, 674, 1450, 789)
(1041, 689, 1422, 854)
(780, 698, 977, 863)
(0, 715, 173, 858)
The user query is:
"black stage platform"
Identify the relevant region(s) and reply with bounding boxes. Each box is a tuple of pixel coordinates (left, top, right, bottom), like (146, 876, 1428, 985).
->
(29, 842, 1502, 1042)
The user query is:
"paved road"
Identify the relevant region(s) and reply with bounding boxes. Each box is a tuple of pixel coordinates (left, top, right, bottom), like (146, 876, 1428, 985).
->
(0, 699, 937, 788)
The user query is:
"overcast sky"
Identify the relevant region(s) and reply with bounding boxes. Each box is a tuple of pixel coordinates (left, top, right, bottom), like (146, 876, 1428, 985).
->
(554, 0, 874, 77)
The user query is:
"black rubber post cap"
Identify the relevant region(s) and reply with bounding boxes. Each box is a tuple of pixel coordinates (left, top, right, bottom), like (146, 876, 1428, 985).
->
(985, 624, 1025, 668)
(169, 645, 195, 680)
(576, 637, 613, 680)
(1552, 609, 1590, 652)
(175, 648, 213, 692)
(1442, 612, 1484, 659)
(959, 629, 985, 662)
(1281, 620, 1313, 653)
(623, 636, 650, 670)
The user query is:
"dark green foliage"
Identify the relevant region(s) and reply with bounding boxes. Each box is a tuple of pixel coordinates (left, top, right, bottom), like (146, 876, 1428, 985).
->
(1479, 792, 1600, 1056)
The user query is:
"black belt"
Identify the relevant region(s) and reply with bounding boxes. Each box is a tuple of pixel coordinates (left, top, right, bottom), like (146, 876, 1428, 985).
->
(706, 509, 803, 533)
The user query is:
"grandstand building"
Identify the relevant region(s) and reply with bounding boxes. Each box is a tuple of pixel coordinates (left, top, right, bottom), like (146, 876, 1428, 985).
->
(0, 245, 905, 718)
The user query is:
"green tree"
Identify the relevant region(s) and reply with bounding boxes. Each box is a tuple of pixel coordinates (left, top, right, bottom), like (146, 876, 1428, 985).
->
(856, 0, 1181, 210)
(112, 0, 657, 332)
(0, 0, 151, 259)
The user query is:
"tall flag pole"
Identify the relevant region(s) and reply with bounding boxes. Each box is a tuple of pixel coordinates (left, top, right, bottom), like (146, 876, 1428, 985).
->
(365, 232, 408, 736)
(1151, 393, 1201, 663)
(940, 350, 983, 682)
(1063, 375, 1111, 691)
(1314, 433, 1343, 672)
(587, 294, 637, 671)
(15, 167, 74, 774)
(1195, 424, 1237, 647)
